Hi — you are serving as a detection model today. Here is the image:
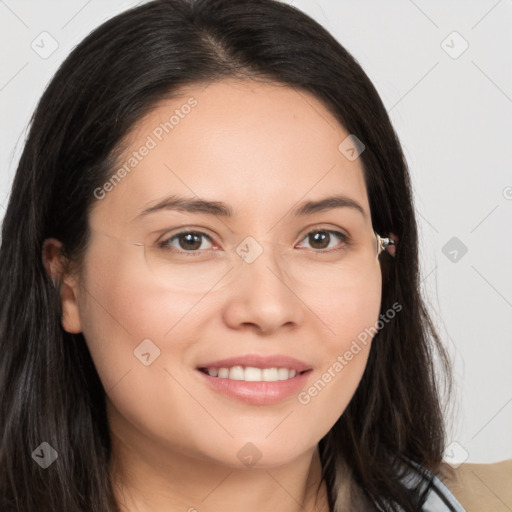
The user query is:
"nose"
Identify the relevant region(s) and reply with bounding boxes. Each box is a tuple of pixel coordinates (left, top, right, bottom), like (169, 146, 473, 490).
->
(221, 239, 305, 335)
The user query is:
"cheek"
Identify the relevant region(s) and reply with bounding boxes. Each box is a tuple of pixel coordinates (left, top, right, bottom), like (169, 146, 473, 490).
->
(296, 270, 382, 426)
(76, 250, 193, 393)
(309, 265, 382, 348)
(76, 266, 201, 444)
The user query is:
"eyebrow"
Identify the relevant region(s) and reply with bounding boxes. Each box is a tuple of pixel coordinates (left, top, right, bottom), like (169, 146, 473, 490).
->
(134, 193, 368, 221)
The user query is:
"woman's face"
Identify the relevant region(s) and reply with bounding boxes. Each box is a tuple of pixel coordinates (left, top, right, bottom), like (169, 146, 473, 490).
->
(66, 79, 383, 468)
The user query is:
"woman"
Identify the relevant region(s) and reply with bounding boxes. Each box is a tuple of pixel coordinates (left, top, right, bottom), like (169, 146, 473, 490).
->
(0, 0, 466, 510)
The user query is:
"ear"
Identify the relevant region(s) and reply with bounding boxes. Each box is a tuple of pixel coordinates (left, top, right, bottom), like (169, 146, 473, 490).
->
(42, 238, 82, 334)
(387, 232, 398, 257)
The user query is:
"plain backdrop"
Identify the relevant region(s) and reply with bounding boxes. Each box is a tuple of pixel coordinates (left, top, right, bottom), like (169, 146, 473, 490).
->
(0, 0, 511, 463)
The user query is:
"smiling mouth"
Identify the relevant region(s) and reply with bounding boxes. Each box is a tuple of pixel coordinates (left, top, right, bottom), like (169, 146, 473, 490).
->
(197, 366, 310, 382)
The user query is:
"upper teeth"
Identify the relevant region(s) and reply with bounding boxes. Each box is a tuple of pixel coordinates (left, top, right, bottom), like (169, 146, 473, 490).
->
(205, 366, 298, 381)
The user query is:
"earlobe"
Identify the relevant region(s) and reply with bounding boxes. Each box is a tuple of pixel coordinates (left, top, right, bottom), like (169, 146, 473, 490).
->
(387, 232, 398, 257)
(42, 238, 83, 334)
(59, 279, 83, 333)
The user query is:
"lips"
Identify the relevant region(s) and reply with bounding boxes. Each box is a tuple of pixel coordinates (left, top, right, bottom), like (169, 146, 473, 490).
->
(194, 354, 314, 404)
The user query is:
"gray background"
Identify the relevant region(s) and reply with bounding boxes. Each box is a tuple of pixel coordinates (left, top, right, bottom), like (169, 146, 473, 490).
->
(1, 0, 511, 463)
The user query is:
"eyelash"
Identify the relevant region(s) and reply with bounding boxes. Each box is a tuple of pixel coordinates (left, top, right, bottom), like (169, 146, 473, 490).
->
(158, 228, 350, 257)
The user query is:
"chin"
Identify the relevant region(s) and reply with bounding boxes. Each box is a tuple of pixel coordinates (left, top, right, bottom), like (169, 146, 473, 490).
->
(200, 437, 315, 470)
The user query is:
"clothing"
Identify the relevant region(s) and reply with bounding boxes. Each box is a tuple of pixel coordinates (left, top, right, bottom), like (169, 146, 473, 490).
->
(420, 473, 466, 511)
(400, 461, 466, 512)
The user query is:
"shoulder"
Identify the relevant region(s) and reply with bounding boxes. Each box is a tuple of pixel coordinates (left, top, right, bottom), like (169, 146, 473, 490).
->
(438, 459, 512, 512)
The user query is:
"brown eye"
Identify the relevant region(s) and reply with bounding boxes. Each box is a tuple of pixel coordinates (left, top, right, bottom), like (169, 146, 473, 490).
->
(298, 230, 348, 252)
(308, 231, 330, 249)
(160, 231, 214, 253)
(177, 233, 202, 251)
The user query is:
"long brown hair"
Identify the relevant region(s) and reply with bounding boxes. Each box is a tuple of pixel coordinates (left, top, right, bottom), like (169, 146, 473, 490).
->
(0, 0, 452, 510)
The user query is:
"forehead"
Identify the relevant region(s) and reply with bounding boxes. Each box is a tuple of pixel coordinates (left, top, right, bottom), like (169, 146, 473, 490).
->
(89, 79, 371, 230)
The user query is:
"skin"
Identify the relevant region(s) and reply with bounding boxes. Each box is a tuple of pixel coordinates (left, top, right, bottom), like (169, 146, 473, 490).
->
(43, 79, 397, 512)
